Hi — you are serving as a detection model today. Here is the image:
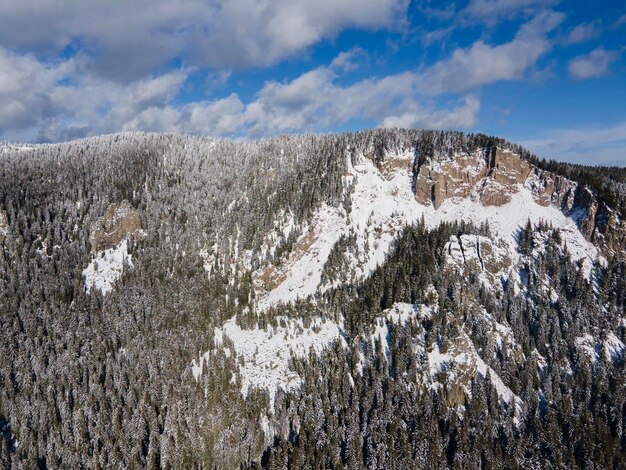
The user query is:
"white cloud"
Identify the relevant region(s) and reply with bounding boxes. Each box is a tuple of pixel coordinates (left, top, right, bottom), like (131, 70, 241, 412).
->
(381, 96, 480, 129)
(46, 69, 189, 138)
(0, 0, 408, 81)
(565, 21, 601, 44)
(568, 47, 618, 79)
(180, 94, 247, 135)
(520, 121, 626, 165)
(330, 47, 367, 72)
(460, 0, 557, 25)
(174, 9, 558, 138)
(0, 48, 73, 129)
(0, 12, 561, 142)
(243, 69, 425, 135)
(0, 45, 191, 141)
(416, 11, 563, 94)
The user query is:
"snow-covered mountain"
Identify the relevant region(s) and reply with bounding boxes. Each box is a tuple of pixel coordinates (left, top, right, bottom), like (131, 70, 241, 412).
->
(1, 130, 624, 469)
(189, 142, 623, 417)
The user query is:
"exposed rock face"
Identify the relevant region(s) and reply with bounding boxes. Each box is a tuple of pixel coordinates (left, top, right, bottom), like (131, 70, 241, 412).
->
(373, 152, 413, 180)
(429, 332, 522, 412)
(574, 190, 626, 261)
(414, 147, 626, 260)
(90, 200, 143, 252)
(414, 147, 533, 208)
(414, 152, 487, 208)
(525, 168, 577, 209)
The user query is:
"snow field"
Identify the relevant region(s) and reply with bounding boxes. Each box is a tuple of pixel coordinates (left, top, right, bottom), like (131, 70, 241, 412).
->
(192, 315, 347, 409)
(82, 239, 133, 295)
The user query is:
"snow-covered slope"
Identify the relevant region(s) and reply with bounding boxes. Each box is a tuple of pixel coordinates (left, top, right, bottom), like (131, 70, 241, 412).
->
(192, 315, 346, 408)
(444, 234, 513, 291)
(251, 148, 601, 310)
(83, 239, 133, 295)
(252, 150, 421, 310)
(427, 331, 522, 417)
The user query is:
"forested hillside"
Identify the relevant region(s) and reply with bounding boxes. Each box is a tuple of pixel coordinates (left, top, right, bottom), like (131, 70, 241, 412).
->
(0, 129, 624, 469)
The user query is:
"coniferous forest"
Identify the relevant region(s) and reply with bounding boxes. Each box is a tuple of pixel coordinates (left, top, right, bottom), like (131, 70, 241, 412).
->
(0, 129, 625, 469)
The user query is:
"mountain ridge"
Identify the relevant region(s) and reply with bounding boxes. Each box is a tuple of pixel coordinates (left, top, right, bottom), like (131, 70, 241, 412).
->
(1, 129, 624, 469)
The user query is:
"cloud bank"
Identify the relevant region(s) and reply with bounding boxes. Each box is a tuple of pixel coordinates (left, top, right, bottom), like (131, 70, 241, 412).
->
(0, 8, 562, 143)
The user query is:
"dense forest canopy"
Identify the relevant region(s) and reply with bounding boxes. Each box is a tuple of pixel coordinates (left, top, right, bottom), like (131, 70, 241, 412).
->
(0, 129, 624, 469)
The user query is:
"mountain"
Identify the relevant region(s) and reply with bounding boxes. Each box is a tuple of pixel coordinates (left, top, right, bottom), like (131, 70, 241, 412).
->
(0, 129, 624, 469)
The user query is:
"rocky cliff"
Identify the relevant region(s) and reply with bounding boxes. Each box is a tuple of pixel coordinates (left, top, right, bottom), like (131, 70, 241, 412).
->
(90, 200, 144, 252)
(413, 147, 626, 260)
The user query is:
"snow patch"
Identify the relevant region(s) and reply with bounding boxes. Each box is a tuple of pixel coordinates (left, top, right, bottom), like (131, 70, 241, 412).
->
(533, 349, 547, 371)
(192, 315, 346, 408)
(575, 333, 625, 363)
(604, 333, 625, 361)
(83, 239, 133, 295)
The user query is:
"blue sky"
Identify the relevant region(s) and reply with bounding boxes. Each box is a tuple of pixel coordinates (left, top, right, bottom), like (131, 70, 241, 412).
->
(0, 0, 624, 165)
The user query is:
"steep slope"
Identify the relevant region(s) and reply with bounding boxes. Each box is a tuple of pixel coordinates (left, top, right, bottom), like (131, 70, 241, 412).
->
(1, 130, 624, 469)
(193, 142, 623, 430)
(243, 145, 608, 313)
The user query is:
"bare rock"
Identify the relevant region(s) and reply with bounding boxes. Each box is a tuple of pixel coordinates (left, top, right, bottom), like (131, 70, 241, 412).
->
(90, 200, 143, 252)
(412, 145, 625, 260)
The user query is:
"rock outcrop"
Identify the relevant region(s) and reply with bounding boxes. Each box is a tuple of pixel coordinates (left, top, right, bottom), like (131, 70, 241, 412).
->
(414, 147, 533, 208)
(444, 234, 512, 290)
(414, 146, 626, 260)
(574, 190, 626, 261)
(90, 200, 143, 252)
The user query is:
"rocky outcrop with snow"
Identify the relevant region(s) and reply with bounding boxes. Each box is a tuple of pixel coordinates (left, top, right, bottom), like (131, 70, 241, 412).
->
(246, 146, 608, 311)
(90, 200, 144, 252)
(444, 234, 513, 290)
(83, 200, 145, 295)
(414, 146, 625, 260)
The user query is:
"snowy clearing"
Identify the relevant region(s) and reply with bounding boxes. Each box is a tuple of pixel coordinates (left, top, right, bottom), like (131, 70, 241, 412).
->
(192, 315, 346, 408)
(83, 239, 133, 295)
